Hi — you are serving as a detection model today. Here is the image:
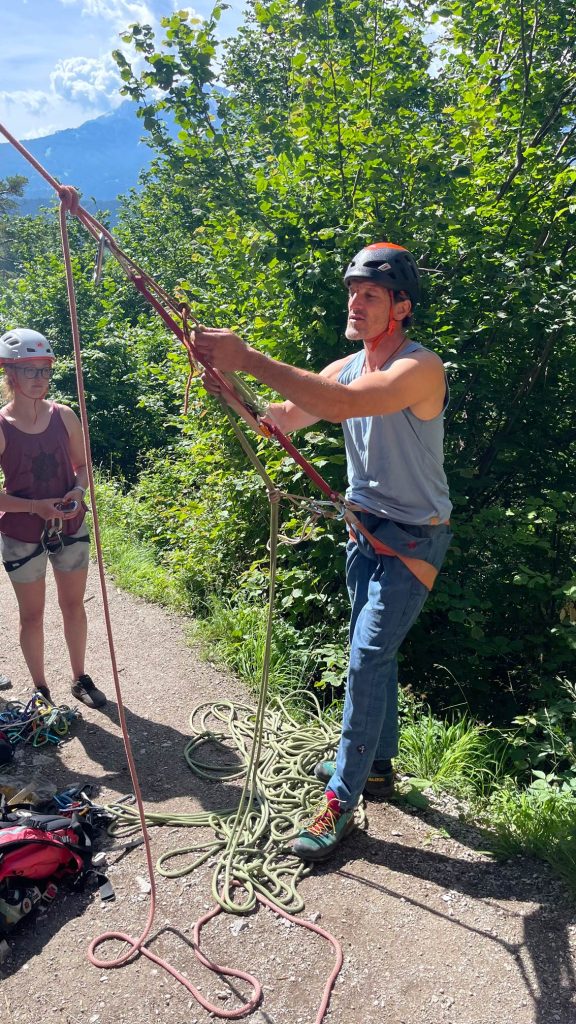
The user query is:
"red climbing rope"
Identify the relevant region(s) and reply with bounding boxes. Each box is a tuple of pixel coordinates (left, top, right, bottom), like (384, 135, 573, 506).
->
(0, 119, 346, 1021)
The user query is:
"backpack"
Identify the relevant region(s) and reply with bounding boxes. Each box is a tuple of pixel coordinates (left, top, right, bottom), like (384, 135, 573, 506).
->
(0, 811, 93, 933)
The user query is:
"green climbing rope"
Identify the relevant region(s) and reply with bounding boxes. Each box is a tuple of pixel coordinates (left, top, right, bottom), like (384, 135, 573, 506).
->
(106, 687, 365, 915)
(106, 419, 362, 917)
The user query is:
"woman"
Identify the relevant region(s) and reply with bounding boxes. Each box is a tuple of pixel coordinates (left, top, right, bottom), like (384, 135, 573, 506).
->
(0, 328, 106, 709)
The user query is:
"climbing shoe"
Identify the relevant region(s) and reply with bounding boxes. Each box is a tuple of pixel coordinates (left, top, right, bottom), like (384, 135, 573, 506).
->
(363, 761, 396, 800)
(71, 674, 106, 709)
(313, 759, 337, 785)
(292, 790, 355, 862)
(35, 683, 52, 703)
(314, 759, 395, 800)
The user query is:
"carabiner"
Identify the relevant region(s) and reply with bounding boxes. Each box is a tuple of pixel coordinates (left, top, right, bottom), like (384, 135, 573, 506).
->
(93, 232, 107, 286)
(42, 517, 64, 554)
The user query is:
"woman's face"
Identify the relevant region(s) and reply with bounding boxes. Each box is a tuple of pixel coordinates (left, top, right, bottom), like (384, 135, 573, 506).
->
(7, 359, 54, 399)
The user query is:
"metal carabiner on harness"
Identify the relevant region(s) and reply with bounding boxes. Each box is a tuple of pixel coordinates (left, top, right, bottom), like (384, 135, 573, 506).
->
(41, 517, 64, 555)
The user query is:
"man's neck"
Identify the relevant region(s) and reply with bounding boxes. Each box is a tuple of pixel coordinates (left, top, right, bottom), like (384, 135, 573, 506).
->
(363, 330, 407, 372)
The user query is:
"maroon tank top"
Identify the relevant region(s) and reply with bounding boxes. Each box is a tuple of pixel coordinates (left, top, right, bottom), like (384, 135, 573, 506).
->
(0, 402, 86, 542)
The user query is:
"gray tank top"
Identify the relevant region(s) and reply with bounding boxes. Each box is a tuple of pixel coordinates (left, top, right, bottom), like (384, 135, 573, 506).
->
(338, 341, 452, 525)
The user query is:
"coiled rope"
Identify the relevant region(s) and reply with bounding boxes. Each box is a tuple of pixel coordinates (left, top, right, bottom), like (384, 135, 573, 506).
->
(106, 690, 365, 915)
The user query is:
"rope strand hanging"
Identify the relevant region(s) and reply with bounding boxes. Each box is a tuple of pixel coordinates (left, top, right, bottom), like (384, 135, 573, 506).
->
(0, 118, 350, 1022)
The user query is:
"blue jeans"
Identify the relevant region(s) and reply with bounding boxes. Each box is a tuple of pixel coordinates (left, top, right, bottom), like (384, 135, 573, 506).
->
(329, 515, 452, 810)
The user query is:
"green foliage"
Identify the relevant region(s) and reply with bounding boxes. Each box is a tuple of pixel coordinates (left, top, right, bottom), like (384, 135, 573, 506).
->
(0, 175, 27, 216)
(91, 476, 188, 609)
(487, 782, 576, 892)
(0, 0, 574, 718)
(397, 701, 498, 796)
(502, 677, 576, 784)
(107, 0, 575, 708)
(0, 212, 180, 478)
(191, 593, 316, 693)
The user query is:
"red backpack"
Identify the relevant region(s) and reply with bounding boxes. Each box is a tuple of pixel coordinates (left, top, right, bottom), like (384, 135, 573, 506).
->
(0, 811, 93, 932)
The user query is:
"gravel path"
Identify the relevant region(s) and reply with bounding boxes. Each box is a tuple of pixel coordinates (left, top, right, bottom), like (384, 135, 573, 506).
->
(0, 562, 575, 1024)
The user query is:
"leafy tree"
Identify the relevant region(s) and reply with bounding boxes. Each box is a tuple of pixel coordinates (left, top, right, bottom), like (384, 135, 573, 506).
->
(2, 0, 573, 718)
(0, 175, 28, 276)
(0, 175, 26, 215)
(0, 210, 180, 478)
(109, 0, 575, 713)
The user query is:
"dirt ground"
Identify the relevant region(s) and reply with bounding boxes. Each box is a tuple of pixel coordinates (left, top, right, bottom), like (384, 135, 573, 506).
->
(0, 562, 575, 1024)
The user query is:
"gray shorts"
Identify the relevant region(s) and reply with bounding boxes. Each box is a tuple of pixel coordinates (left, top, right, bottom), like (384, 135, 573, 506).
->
(0, 523, 90, 584)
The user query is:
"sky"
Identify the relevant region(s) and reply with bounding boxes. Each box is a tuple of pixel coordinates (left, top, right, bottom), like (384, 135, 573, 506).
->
(0, 0, 246, 142)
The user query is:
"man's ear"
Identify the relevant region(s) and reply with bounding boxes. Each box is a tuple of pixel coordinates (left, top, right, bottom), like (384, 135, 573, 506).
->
(394, 297, 412, 321)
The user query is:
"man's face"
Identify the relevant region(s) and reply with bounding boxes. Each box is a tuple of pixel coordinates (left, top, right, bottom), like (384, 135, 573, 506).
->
(345, 279, 391, 341)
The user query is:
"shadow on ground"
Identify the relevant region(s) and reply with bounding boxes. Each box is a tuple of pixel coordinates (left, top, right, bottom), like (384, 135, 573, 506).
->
(326, 802, 576, 1024)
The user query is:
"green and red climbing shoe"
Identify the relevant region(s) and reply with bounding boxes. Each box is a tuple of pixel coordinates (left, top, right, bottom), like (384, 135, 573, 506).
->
(292, 791, 355, 861)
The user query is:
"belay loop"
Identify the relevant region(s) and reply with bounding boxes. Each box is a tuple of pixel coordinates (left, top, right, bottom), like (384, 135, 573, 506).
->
(41, 517, 64, 555)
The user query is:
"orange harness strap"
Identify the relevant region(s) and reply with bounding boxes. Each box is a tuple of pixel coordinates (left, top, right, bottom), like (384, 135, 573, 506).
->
(345, 511, 439, 591)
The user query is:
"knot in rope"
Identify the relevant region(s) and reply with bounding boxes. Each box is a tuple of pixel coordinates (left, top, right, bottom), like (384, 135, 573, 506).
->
(58, 185, 81, 215)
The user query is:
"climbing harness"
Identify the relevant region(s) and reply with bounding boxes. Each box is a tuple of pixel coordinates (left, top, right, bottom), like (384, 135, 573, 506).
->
(2, 529, 90, 574)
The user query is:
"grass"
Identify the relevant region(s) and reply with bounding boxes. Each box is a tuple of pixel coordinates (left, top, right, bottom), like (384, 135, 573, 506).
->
(397, 709, 500, 797)
(90, 478, 188, 611)
(191, 594, 314, 694)
(485, 784, 576, 890)
(95, 518, 187, 609)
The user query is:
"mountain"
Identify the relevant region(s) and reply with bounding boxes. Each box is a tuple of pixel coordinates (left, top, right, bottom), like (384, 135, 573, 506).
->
(0, 103, 160, 219)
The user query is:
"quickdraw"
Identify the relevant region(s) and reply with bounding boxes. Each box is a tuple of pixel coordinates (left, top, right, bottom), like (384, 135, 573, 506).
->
(0, 694, 79, 748)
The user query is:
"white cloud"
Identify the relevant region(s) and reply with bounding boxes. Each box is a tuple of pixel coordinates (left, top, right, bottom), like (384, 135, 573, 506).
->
(0, 89, 49, 115)
(58, 0, 154, 25)
(170, 4, 204, 21)
(50, 55, 123, 109)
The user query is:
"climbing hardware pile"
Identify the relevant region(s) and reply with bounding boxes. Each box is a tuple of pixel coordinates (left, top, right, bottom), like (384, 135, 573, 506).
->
(0, 693, 79, 749)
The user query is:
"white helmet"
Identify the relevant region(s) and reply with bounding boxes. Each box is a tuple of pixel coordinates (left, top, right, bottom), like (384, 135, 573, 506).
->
(0, 328, 55, 363)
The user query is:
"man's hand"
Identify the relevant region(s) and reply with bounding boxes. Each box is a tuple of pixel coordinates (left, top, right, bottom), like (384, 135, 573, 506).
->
(194, 327, 249, 373)
(200, 370, 224, 398)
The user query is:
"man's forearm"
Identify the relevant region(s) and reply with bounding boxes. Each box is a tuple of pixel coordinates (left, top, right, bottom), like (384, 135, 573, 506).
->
(244, 347, 344, 423)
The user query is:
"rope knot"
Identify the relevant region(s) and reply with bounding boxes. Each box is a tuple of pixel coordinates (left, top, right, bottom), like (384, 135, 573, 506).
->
(58, 185, 81, 215)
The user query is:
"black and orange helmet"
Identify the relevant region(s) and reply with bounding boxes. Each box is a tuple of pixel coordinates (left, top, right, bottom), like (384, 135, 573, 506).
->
(343, 242, 421, 308)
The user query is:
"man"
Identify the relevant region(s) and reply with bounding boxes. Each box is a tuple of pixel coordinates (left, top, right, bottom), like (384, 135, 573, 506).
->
(196, 242, 452, 860)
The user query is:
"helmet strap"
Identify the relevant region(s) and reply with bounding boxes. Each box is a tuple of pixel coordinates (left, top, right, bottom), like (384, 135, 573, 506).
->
(365, 291, 397, 351)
